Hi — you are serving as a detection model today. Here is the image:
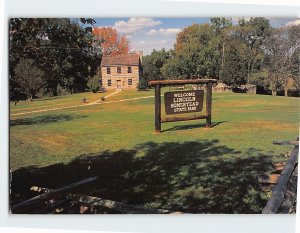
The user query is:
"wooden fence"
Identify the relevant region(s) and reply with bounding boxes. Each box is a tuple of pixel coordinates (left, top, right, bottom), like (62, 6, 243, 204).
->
(262, 140, 298, 214)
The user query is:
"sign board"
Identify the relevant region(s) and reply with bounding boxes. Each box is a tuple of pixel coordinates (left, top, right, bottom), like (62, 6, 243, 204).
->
(164, 90, 204, 115)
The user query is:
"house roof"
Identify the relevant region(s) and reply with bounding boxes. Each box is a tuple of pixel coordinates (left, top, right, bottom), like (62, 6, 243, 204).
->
(101, 54, 140, 66)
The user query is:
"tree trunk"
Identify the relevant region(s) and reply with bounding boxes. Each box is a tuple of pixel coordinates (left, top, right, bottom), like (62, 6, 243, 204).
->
(52, 86, 58, 96)
(247, 61, 251, 84)
(272, 90, 277, 96)
(284, 79, 289, 97)
(221, 42, 225, 66)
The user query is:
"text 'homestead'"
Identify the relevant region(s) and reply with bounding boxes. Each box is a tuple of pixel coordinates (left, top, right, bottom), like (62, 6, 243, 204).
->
(164, 90, 204, 115)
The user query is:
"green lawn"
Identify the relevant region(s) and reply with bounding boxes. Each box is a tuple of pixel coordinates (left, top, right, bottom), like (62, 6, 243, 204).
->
(10, 91, 112, 114)
(10, 90, 300, 213)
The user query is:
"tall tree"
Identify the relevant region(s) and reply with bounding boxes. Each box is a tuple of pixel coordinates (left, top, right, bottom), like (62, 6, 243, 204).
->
(92, 27, 130, 55)
(291, 48, 300, 89)
(167, 23, 222, 79)
(14, 59, 45, 100)
(219, 39, 248, 87)
(142, 49, 172, 81)
(235, 17, 271, 83)
(264, 26, 300, 96)
(9, 18, 101, 98)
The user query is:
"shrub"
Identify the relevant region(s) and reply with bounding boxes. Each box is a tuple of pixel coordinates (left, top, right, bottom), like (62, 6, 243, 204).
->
(87, 75, 100, 93)
(137, 76, 149, 91)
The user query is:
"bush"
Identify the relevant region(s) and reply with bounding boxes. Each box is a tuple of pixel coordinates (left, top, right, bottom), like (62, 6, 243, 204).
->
(137, 76, 149, 91)
(87, 75, 100, 93)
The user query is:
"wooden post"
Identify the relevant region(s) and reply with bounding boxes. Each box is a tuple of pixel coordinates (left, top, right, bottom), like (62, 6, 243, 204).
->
(11, 176, 98, 213)
(154, 85, 161, 133)
(262, 145, 298, 214)
(206, 83, 212, 127)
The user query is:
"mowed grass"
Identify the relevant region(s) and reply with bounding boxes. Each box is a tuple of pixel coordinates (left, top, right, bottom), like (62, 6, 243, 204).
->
(10, 91, 112, 114)
(10, 90, 300, 213)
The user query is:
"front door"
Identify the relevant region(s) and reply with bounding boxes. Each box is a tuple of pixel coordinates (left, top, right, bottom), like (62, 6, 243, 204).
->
(117, 80, 121, 89)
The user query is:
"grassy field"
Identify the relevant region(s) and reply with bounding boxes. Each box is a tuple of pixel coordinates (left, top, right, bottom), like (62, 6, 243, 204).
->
(10, 89, 299, 213)
(10, 91, 113, 115)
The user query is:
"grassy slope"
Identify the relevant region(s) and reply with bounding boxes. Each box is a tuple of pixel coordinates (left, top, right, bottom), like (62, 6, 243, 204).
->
(10, 91, 112, 114)
(10, 90, 300, 213)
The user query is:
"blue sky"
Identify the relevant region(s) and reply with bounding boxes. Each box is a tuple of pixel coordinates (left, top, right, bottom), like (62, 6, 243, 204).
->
(93, 17, 300, 55)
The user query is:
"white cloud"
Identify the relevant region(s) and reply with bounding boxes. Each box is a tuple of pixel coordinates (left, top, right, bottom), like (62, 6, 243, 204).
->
(231, 17, 250, 24)
(286, 19, 300, 26)
(146, 28, 181, 36)
(131, 39, 173, 55)
(113, 18, 162, 35)
(146, 29, 158, 36)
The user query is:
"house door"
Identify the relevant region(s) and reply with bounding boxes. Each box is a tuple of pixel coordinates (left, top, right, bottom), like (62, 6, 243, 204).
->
(117, 80, 122, 89)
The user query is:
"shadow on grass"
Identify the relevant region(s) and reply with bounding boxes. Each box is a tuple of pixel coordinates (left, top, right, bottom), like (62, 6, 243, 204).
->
(162, 121, 227, 133)
(10, 139, 273, 213)
(33, 96, 67, 102)
(10, 114, 88, 126)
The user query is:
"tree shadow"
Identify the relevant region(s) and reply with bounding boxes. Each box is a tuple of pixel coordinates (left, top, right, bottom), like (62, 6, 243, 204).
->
(137, 89, 151, 92)
(10, 139, 274, 214)
(162, 121, 227, 133)
(33, 96, 66, 102)
(10, 114, 88, 127)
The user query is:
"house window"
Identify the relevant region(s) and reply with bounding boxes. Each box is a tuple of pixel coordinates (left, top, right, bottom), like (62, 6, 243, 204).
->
(128, 67, 132, 73)
(107, 80, 112, 86)
(107, 67, 111, 74)
(128, 79, 133, 86)
(117, 67, 121, 73)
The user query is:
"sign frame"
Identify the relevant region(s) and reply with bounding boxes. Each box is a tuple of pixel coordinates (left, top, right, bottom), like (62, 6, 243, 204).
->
(148, 79, 217, 133)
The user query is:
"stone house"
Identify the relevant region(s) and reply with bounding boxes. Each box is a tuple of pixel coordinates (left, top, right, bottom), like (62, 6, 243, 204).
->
(100, 52, 143, 90)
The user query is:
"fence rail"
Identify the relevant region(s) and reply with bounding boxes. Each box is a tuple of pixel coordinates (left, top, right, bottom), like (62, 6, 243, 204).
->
(262, 140, 298, 214)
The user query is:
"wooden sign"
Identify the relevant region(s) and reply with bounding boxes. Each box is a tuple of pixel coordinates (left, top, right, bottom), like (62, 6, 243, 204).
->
(148, 79, 217, 133)
(164, 90, 204, 115)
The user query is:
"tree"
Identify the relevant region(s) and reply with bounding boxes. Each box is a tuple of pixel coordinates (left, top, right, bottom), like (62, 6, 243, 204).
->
(137, 76, 148, 90)
(210, 17, 232, 33)
(291, 48, 300, 89)
(39, 19, 101, 95)
(219, 39, 248, 87)
(9, 18, 46, 100)
(87, 69, 101, 93)
(234, 18, 271, 84)
(92, 27, 130, 55)
(9, 18, 101, 98)
(14, 59, 45, 100)
(142, 49, 172, 82)
(288, 26, 300, 90)
(264, 25, 300, 95)
(168, 23, 222, 79)
(161, 56, 185, 79)
(210, 18, 233, 68)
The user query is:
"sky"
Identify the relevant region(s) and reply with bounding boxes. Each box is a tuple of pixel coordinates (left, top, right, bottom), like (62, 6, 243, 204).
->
(93, 17, 300, 55)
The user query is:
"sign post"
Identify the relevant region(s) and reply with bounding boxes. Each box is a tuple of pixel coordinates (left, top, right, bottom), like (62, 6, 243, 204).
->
(206, 83, 213, 127)
(148, 79, 217, 133)
(155, 85, 161, 133)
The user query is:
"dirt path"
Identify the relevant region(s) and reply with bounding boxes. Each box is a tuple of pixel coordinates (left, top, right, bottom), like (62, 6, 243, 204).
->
(11, 94, 155, 117)
(86, 89, 122, 105)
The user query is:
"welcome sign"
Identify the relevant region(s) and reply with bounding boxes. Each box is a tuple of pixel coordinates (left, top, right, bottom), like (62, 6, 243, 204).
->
(164, 90, 204, 115)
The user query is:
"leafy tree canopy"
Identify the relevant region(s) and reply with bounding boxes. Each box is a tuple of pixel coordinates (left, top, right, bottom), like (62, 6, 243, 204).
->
(10, 18, 101, 100)
(92, 27, 130, 55)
